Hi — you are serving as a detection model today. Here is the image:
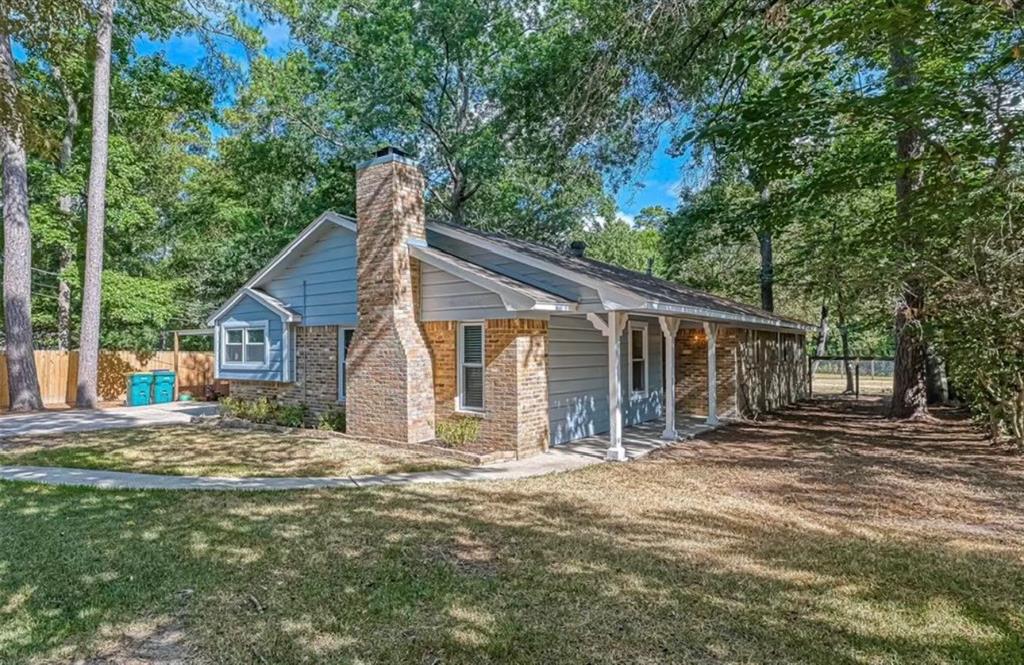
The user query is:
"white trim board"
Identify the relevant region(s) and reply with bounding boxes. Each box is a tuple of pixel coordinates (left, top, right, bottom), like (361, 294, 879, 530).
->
(207, 288, 302, 327)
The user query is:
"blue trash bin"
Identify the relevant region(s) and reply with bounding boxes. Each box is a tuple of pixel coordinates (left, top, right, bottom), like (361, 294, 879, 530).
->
(152, 370, 176, 404)
(126, 372, 154, 406)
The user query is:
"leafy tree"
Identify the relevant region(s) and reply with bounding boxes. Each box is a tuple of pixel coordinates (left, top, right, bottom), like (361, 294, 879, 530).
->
(237, 0, 613, 242)
(576, 214, 664, 276)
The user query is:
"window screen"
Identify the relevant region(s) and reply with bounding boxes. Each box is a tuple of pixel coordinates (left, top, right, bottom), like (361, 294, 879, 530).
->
(339, 328, 355, 399)
(223, 327, 267, 365)
(225, 329, 244, 363)
(630, 326, 646, 393)
(460, 324, 484, 410)
(245, 329, 266, 364)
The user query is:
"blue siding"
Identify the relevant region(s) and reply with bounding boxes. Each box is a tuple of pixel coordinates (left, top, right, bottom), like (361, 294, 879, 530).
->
(263, 225, 357, 326)
(217, 295, 286, 382)
(426, 231, 599, 304)
(420, 264, 510, 320)
(547, 314, 664, 445)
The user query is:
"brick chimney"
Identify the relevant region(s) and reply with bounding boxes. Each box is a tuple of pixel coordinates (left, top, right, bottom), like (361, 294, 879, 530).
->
(346, 147, 436, 443)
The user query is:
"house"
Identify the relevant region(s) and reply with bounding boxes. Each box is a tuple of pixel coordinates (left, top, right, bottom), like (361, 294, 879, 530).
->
(207, 147, 814, 460)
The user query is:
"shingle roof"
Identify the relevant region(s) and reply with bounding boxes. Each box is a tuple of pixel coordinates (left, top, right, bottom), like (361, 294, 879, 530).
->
(411, 245, 576, 310)
(428, 221, 813, 332)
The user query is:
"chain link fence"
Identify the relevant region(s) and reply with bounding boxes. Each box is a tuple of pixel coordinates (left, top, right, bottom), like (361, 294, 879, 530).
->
(809, 357, 894, 398)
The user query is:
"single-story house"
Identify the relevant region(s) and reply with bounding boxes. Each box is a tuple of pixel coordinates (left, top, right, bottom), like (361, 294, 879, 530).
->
(208, 147, 814, 460)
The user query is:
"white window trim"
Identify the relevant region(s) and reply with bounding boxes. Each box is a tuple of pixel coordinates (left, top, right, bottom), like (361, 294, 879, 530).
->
(337, 327, 354, 402)
(221, 320, 271, 369)
(628, 321, 648, 395)
(457, 321, 485, 413)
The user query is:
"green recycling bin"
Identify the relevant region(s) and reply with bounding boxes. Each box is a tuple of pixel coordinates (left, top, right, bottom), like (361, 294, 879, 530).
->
(126, 372, 154, 406)
(152, 370, 176, 404)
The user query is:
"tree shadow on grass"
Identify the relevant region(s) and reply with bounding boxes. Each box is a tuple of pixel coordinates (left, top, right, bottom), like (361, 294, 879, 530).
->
(1, 466, 1022, 664)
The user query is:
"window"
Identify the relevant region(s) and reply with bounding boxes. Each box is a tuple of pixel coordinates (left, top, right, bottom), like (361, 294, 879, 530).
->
(629, 323, 647, 394)
(338, 328, 354, 401)
(223, 325, 268, 366)
(458, 323, 484, 411)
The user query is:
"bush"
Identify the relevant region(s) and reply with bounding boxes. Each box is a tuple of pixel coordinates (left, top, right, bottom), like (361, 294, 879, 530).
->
(220, 397, 308, 428)
(218, 396, 249, 419)
(317, 407, 347, 433)
(435, 416, 480, 447)
(274, 404, 308, 428)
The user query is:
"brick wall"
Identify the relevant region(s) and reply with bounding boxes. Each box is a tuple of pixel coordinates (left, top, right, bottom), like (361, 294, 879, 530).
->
(676, 324, 806, 419)
(676, 325, 738, 418)
(735, 330, 808, 417)
(345, 153, 436, 444)
(229, 325, 339, 426)
(423, 318, 549, 457)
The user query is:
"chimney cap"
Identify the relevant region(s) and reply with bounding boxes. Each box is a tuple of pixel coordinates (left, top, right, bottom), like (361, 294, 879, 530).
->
(569, 240, 587, 258)
(375, 145, 411, 159)
(356, 145, 419, 171)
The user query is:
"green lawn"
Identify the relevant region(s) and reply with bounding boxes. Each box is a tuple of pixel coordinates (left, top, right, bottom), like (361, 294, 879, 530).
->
(0, 426, 466, 478)
(1, 400, 1022, 664)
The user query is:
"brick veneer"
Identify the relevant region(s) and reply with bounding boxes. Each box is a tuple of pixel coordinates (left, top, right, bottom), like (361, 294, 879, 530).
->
(423, 318, 549, 457)
(677, 326, 738, 418)
(677, 325, 806, 419)
(735, 330, 808, 416)
(345, 153, 436, 444)
(229, 325, 339, 426)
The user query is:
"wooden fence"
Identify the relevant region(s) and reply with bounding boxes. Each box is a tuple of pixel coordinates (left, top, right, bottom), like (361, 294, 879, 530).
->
(0, 350, 215, 409)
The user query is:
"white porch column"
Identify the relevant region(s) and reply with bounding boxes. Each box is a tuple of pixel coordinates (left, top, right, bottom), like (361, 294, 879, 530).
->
(587, 311, 628, 461)
(704, 322, 719, 425)
(658, 316, 680, 440)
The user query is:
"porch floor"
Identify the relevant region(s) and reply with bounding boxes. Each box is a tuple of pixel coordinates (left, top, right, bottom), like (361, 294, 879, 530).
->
(557, 415, 720, 462)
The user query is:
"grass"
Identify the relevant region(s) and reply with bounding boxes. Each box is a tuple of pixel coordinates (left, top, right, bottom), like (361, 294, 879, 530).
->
(1, 399, 1022, 664)
(0, 426, 467, 478)
(812, 372, 893, 396)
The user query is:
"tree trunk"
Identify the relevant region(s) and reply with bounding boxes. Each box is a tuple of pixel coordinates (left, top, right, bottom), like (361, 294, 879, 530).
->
(758, 230, 774, 312)
(57, 249, 72, 350)
(0, 35, 43, 411)
(838, 314, 854, 394)
(811, 302, 829, 376)
(891, 280, 928, 418)
(76, 0, 115, 409)
(54, 66, 79, 352)
(888, 27, 929, 419)
(925, 342, 948, 405)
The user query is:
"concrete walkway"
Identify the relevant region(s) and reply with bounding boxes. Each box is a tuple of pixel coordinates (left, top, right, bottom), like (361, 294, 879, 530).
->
(0, 418, 718, 491)
(0, 402, 219, 439)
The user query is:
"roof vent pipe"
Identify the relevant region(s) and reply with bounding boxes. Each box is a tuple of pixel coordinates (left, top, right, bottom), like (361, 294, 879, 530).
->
(569, 241, 587, 258)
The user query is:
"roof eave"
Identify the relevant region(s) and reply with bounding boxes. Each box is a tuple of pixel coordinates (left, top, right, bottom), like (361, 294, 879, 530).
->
(635, 300, 815, 333)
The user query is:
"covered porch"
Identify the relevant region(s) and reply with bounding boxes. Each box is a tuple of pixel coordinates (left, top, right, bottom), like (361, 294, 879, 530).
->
(562, 415, 719, 462)
(585, 311, 728, 461)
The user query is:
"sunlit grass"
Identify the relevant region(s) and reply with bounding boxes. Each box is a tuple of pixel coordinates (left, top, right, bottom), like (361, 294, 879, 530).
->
(0, 426, 467, 478)
(0, 400, 1022, 664)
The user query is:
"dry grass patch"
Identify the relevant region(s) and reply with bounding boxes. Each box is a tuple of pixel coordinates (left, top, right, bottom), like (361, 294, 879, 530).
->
(1, 398, 1022, 663)
(0, 426, 467, 478)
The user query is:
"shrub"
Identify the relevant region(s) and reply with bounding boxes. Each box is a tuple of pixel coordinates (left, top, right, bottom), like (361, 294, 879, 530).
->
(247, 398, 275, 424)
(220, 397, 308, 429)
(218, 396, 247, 419)
(274, 404, 308, 428)
(317, 407, 347, 433)
(435, 416, 480, 447)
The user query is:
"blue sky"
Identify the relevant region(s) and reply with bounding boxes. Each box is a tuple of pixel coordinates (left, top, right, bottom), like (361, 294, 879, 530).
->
(136, 23, 688, 219)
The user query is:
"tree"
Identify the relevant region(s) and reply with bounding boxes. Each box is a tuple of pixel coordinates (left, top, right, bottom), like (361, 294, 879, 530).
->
(0, 32, 42, 410)
(243, 0, 613, 242)
(76, 0, 115, 408)
(576, 214, 664, 276)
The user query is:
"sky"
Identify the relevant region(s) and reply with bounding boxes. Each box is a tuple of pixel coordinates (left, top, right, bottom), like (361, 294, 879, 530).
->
(135, 22, 689, 220)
